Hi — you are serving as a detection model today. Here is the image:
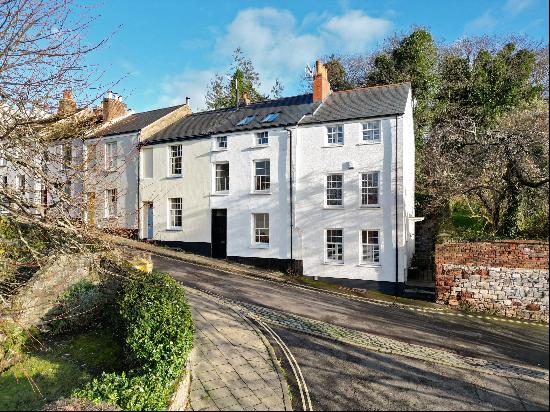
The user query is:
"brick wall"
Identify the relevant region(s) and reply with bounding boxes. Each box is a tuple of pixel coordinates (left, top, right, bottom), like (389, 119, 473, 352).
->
(435, 241, 549, 322)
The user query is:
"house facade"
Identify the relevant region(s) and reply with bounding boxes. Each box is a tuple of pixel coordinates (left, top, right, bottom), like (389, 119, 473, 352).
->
(138, 61, 418, 290)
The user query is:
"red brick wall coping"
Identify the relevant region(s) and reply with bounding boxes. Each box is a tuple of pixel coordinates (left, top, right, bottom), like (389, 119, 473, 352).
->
(435, 241, 548, 270)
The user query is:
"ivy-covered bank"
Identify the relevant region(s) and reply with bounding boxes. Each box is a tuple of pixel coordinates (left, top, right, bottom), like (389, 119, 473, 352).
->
(0, 249, 195, 411)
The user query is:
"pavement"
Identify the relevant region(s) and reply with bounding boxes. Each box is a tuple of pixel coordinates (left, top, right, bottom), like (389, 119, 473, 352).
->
(185, 289, 289, 411)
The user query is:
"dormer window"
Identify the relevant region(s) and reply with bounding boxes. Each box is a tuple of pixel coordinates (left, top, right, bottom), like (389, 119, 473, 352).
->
(261, 113, 280, 123)
(236, 115, 255, 126)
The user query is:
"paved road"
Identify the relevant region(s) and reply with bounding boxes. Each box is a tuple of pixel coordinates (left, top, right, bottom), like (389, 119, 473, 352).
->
(269, 326, 549, 411)
(153, 255, 549, 370)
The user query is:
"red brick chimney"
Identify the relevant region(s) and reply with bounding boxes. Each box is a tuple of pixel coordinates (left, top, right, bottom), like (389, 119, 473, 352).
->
(102, 91, 127, 123)
(312, 60, 331, 102)
(57, 89, 77, 116)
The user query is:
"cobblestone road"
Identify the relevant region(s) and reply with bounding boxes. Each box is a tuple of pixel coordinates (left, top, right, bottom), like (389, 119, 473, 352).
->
(190, 288, 549, 384)
(185, 290, 289, 411)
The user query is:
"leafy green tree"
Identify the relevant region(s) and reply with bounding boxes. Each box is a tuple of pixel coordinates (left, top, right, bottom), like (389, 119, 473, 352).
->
(324, 55, 352, 91)
(205, 48, 283, 109)
(436, 42, 544, 128)
(366, 29, 439, 136)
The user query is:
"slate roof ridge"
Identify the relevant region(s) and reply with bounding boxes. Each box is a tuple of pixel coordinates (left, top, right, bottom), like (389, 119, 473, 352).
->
(331, 82, 411, 95)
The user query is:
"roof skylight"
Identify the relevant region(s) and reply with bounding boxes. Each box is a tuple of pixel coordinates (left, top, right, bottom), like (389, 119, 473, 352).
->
(236, 115, 256, 126)
(261, 113, 280, 123)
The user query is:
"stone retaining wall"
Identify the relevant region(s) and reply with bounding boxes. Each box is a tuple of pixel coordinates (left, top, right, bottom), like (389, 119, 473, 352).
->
(435, 241, 549, 322)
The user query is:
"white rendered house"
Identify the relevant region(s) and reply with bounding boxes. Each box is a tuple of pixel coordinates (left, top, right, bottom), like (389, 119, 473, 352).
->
(139, 61, 418, 290)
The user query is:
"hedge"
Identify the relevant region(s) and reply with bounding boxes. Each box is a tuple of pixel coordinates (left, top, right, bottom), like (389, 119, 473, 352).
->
(75, 271, 195, 410)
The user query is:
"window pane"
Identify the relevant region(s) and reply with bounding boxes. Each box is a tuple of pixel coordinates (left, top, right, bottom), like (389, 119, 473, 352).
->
(327, 125, 344, 145)
(326, 229, 343, 262)
(217, 136, 227, 149)
(362, 230, 380, 263)
(171, 145, 182, 175)
(215, 163, 229, 191)
(363, 121, 381, 142)
(362, 172, 379, 206)
(326, 174, 343, 206)
(256, 132, 269, 145)
(254, 160, 270, 191)
(170, 198, 182, 228)
(253, 213, 269, 244)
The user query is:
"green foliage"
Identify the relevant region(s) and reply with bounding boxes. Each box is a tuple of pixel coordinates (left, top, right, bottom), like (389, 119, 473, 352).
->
(49, 281, 109, 335)
(325, 55, 352, 91)
(0, 329, 120, 411)
(205, 48, 283, 110)
(437, 42, 543, 128)
(118, 272, 194, 375)
(366, 29, 439, 135)
(0, 321, 28, 369)
(75, 271, 195, 411)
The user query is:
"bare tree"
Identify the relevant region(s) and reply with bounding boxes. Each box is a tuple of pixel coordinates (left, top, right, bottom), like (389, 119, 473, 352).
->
(422, 101, 549, 237)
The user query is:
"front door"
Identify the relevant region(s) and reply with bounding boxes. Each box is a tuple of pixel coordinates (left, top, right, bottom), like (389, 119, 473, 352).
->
(211, 209, 227, 259)
(147, 203, 154, 239)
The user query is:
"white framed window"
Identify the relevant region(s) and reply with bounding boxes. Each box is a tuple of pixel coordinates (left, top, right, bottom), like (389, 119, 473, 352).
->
(105, 142, 117, 171)
(326, 125, 344, 145)
(0, 151, 7, 167)
(361, 230, 380, 264)
(16, 175, 25, 192)
(361, 172, 380, 206)
(168, 197, 183, 229)
(105, 188, 117, 218)
(169, 145, 183, 176)
(215, 163, 229, 192)
(362, 120, 381, 143)
(254, 160, 270, 192)
(216, 136, 227, 150)
(326, 174, 343, 207)
(325, 229, 343, 263)
(253, 213, 269, 245)
(256, 131, 269, 146)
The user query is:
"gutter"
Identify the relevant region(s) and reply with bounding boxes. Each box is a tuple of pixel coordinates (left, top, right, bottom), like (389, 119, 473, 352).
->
(284, 127, 295, 268)
(137, 131, 141, 239)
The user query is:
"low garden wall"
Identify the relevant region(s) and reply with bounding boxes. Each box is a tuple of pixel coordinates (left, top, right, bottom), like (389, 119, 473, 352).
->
(435, 241, 549, 322)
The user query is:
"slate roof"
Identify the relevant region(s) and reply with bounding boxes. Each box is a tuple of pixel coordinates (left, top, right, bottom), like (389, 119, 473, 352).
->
(144, 83, 410, 144)
(300, 83, 411, 125)
(146, 94, 318, 144)
(99, 105, 183, 137)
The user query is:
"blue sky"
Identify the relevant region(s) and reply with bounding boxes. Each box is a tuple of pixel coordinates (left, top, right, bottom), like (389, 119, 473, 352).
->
(80, 0, 549, 113)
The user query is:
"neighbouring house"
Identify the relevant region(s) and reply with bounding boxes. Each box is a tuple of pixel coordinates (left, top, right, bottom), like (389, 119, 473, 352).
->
(82, 93, 191, 234)
(138, 61, 418, 291)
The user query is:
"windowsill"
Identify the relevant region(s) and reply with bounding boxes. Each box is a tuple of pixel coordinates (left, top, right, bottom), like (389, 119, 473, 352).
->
(250, 244, 270, 249)
(251, 190, 271, 195)
(322, 144, 344, 148)
(324, 205, 344, 210)
(166, 175, 183, 179)
(359, 205, 380, 209)
(323, 261, 344, 266)
(166, 228, 183, 232)
(356, 141, 381, 146)
(357, 263, 382, 268)
(211, 192, 229, 196)
(211, 148, 228, 152)
(249, 145, 269, 149)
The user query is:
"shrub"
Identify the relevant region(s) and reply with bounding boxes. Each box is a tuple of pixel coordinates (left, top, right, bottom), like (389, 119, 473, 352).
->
(0, 320, 28, 371)
(49, 281, 109, 335)
(75, 271, 195, 411)
(118, 272, 194, 374)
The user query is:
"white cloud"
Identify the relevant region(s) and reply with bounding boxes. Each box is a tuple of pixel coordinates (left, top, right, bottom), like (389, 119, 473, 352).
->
(216, 8, 391, 95)
(322, 10, 392, 52)
(505, 0, 535, 15)
(156, 68, 214, 112)
(465, 10, 498, 32)
(156, 7, 392, 110)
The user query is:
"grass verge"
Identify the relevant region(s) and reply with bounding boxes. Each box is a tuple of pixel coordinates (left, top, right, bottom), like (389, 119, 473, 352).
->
(0, 329, 122, 411)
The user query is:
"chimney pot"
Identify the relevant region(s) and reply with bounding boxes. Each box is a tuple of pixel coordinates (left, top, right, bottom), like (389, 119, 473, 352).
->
(58, 89, 77, 115)
(102, 91, 127, 123)
(312, 59, 331, 102)
(185, 97, 190, 106)
(242, 91, 251, 106)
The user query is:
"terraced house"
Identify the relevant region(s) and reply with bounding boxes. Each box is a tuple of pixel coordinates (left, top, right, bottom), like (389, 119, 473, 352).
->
(137, 61, 418, 291)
